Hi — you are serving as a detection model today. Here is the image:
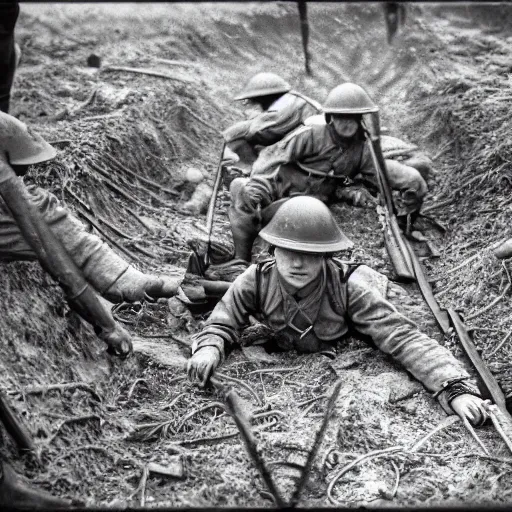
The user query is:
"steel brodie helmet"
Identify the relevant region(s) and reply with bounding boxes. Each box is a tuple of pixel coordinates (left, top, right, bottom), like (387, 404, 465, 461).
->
(234, 72, 292, 101)
(0, 111, 56, 165)
(259, 196, 353, 253)
(323, 83, 379, 115)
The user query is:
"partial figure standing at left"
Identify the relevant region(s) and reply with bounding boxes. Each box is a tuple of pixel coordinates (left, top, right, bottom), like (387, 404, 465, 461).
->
(0, 1, 21, 114)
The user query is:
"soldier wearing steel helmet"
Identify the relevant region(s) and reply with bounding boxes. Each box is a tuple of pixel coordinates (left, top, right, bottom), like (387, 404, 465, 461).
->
(222, 72, 322, 168)
(0, 111, 184, 303)
(228, 82, 428, 263)
(187, 196, 487, 427)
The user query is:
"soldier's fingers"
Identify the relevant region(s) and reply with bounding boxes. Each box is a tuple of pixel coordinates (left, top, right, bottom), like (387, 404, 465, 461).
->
(200, 362, 214, 388)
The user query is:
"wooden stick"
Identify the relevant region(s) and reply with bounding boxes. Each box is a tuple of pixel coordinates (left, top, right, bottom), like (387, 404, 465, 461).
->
(11, 382, 102, 402)
(290, 379, 344, 506)
(103, 66, 194, 83)
(465, 283, 511, 321)
(222, 386, 286, 508)
(216, 372, 263, 406)
(64, 187, 134, 240)
(76, 207, 141, 263)
(47, 414, 101, 445)
(126, 209, 154, 234)
(486, 329, 512, 357)
(171, 103, 221, 135)
(153, 58, 201, 67)
(103, 154, 179, 196)
(461, 415, 490, 455)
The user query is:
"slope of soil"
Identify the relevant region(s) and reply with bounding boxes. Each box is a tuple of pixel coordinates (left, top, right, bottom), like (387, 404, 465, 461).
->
(1, 2, 512, 508)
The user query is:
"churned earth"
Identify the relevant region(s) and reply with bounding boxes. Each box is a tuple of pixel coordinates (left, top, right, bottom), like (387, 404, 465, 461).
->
(1, 2, 512, 508)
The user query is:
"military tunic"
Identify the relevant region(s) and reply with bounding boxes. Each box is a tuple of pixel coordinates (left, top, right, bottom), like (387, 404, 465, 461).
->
(192, 259, 475, 409)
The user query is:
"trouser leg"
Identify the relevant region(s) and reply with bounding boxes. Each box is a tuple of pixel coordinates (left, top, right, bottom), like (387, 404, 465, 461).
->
(228, 177, 261, 262)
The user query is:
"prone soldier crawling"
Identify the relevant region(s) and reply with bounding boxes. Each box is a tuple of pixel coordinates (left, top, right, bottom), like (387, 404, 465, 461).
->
(188, 196, 487, 426)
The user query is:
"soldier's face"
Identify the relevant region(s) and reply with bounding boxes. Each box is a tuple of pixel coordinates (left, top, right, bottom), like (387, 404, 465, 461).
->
(331, 115, 359, 138)
(274, 247, 324, 291)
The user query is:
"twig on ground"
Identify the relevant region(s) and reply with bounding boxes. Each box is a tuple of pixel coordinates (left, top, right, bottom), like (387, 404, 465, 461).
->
(222, 387, 285, 507)
(327, 446, 402, 504)
(409, 415, 460, 452)
(170, 431, 239, 446)
(247, 366, 302, 376)
(252, 410, 286, 422)
(465, 283, 511, 321)
(487, 330, 512, 357)
(130, 243, 160, 260)
(103, 66, 194, 83)
(390, 460, 400, 499)
(126, 379, 148, 401)
(125, 209, 154, 234)
(432, 140, 455, 161)
(216, 372, 263, 406)
(162, 392, 188, 411)
(421, 197, 455, 215)
(290, 379, 345, 507)
(153, 58, 201, 67)
(76, 207, 141, 263)
(174, 402, 225, 433)
(12, 382, 102, 402)
(171, 103, 221, 135)
(47, 414, 102, 445)
(296, 394, 328, 408)
(81, 113, 123, 122)
(327, 416, 460, 504)
(65, 186, 135, 240)
(104, 154, 179, 196)
(461, 415, 490, 455)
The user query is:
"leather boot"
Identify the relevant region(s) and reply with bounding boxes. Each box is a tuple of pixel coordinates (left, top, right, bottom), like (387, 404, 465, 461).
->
(228, 205, 259, 263)
(0, 460, 81, 509)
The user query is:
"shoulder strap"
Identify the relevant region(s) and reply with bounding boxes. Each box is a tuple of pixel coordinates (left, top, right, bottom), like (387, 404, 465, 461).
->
(255, 258, 274, 310)
(289, 90, 323, 113)
(329, 258, 362, 319)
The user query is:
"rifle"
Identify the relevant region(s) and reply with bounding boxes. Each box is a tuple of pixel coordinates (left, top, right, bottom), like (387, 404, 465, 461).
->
(0, 390, 34, 453)
(363, 113, 414, 282)
(0, 159, 132, 357)
(364, 113, 452, 333)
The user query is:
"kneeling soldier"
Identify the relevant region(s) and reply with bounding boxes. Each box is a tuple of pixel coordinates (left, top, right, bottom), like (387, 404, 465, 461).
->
(228, 82, 428, 262)
(188, 196, 486, 426)
(222, 72, 321, 168)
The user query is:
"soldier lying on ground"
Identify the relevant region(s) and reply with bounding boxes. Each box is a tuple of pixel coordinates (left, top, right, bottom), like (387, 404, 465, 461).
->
(188, 196, 487, 427)
(0, 111, 182, 302)
(222, 72, 322, 169)
(228, 82, 428, 263)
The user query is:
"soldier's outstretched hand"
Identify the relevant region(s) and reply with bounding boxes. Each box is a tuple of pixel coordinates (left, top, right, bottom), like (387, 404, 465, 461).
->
(187, 346, 221, 387)
(450, 393, 488, 427)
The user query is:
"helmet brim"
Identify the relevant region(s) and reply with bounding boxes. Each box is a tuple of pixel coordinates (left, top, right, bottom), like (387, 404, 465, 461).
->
(234, 86, 291, 101)
(259, 231, 353, 253)
(9, 141, 57, 166)
(324, 106, 379, 114)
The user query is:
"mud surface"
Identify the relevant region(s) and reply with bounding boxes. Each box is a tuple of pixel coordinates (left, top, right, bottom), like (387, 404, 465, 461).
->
(1, 3, 512, 508)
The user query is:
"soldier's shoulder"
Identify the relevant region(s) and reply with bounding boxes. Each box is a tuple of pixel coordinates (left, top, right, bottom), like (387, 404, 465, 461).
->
(280, 123, 314, 145)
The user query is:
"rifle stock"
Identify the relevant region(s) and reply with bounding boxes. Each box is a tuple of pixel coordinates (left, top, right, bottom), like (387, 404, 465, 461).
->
(364, 120, 415, 281)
